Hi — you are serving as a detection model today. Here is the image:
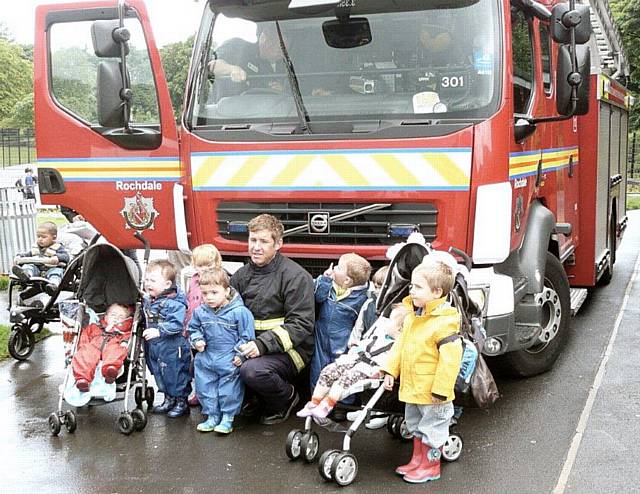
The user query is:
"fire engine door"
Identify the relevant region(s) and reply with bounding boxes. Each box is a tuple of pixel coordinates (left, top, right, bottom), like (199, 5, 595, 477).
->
(34, 1, 182, 250)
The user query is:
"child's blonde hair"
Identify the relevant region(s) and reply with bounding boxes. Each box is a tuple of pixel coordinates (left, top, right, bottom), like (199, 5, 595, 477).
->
(413, 260, 454, 295)
(147, 259, 177, 283)
(198, 267, 230, 289)
(192, 244, 222, 268)
(340, 253, 372, 286)
(372, 265, 389, 287)
(38, 221, 58, 236)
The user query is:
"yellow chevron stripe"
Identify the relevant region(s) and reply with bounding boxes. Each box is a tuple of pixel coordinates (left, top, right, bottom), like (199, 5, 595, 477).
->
(373, 154, 420, 185)
(328, 155, 370, 185)
(272, 155, 315, 186)
(228, 156, 270, 187)
(193, 157, 221, 188)
(423, 153, 469, 186)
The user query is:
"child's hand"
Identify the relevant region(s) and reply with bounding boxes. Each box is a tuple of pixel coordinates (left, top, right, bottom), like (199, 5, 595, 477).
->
(142, 327, 160, 340)
(194, 340, 206, 352)
(232, 356, 243, 367)
(323, 263, 334, 279)
(383, 374, 395, 390)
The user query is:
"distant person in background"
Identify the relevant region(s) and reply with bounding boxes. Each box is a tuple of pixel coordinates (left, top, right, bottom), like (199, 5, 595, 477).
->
(15, 167, 37, 200)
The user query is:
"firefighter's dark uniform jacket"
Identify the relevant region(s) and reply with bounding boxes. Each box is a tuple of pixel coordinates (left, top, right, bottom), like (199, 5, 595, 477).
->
(231, 252, 315, 372)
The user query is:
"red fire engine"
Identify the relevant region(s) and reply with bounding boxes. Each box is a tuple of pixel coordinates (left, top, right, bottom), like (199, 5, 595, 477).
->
(33, 0, 631, 376)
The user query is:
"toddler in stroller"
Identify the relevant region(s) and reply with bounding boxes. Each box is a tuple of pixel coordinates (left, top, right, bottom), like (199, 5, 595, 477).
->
(48, 242, 153, 437)
(285, 240, 479, 486)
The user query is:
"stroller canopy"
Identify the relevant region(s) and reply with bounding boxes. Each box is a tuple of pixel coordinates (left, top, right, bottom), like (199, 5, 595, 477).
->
(77, 243, 142, 312)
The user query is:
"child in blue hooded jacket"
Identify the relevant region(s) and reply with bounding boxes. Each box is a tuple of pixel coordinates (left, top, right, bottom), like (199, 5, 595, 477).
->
(310, 253, 371, 390)
(143, 259, 192, 418)
(188, 268, 255, 434)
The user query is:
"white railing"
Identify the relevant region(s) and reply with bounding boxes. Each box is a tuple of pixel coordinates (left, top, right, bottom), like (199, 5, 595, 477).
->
(0, 188, 37, 275)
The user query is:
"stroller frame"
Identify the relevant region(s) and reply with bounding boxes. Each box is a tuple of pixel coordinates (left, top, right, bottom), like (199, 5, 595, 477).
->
(285, 241, 474, 486)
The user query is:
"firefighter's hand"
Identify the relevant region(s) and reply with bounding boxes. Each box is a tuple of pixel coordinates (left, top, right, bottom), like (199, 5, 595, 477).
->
(383, 373, 395, 390)
(194, 340, 206, 352)
(239, 341, 260, 359)
(143, 327, 160, 340)
(232, 356, 243, 367)
(230, 65, 246, 82)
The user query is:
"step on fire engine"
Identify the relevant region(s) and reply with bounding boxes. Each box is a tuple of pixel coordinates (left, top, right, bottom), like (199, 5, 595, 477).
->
(34, 0, 632, 376)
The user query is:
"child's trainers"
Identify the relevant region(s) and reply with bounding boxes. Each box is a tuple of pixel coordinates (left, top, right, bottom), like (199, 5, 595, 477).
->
(296, 401, 317, 418)
(311, 399, 332, 419)
(196, 417, 218, 432)
(213, 415, 234, 434)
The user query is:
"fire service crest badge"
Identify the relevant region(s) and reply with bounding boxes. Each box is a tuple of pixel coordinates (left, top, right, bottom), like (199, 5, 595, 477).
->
(120, 192, 159, 230)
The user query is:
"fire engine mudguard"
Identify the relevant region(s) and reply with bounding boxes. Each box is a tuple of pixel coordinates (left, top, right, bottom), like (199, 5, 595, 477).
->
(493, 202, 571, 377)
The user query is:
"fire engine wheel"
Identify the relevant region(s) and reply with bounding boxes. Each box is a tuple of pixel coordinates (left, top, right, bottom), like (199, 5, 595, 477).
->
(8, 327, 36, 361)
(503, 253, 570, 377)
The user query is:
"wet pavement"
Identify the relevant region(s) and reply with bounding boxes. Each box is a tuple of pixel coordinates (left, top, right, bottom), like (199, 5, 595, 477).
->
(1, 211, 639, 494)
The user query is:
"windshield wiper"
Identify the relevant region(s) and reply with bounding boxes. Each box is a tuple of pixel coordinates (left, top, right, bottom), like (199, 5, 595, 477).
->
(275, 21, 311, 134)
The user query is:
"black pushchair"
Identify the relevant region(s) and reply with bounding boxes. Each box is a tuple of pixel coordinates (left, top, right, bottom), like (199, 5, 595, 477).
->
(48, 241, 154, 436)
(285, 241, 480, 486)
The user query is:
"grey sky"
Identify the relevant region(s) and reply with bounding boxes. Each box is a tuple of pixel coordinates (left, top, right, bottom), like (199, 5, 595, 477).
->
(1, 0, 205, 47)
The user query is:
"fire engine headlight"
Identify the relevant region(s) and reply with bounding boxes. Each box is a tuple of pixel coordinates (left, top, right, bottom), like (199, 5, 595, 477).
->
(388, 224, 418, 238)
(227, 221, 249, 234)
(468, 287, 488, 312)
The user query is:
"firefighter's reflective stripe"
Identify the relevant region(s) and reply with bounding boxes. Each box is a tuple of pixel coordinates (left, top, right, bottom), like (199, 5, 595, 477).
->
(255, 318, 305, 371)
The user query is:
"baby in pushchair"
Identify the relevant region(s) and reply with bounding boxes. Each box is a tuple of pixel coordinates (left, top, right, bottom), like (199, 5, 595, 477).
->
(285, 240, 479, 486)
(48, 242, 154, 437)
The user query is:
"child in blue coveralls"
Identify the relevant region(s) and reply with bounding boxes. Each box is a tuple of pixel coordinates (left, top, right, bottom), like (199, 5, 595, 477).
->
(143, 259, 192, 418)
(188, 268, 255, 434)
(310, 253, 371, 391)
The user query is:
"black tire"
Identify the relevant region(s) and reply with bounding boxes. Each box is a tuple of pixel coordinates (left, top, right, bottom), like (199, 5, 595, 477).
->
(49, 413, 61, 436)
(390, 415, 402, 438)
(118, 412, 135, 435)
(8, 328, 36, 361)
(598, 216, 616, 286)
(29, 321, 45, 334)
(386, 414, 396, 435)
(131, 408, 147, 431)
(64, 410, 77, 433)
(318, 449, 340, 481)
(331, 452, 358, 486)
(285, 429, 303, 460)
(145, 386, 155, 409)
(502, 253, 570, 377)
(134, 386, 144, 408)
(300, 431, 320, 463)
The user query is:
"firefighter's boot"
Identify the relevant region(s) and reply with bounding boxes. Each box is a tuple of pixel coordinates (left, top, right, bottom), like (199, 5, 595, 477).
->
(403, 446, 441, 483)
(395, 436, 423, 475)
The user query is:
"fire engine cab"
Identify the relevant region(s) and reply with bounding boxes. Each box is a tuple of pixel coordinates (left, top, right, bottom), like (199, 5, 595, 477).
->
(33, 0, 632, 376)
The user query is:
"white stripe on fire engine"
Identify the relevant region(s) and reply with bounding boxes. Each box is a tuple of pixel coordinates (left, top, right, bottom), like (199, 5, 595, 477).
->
(190, 150, 472, 190)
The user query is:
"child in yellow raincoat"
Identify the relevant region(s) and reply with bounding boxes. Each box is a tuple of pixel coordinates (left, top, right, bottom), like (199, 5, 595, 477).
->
(382, 259, 462, 484)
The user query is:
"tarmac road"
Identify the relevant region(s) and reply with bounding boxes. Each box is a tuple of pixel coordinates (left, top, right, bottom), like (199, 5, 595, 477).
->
(1, 211, 639, 494)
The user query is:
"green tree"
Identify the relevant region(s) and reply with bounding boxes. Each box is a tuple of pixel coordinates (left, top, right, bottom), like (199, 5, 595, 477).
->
(2, 93, 33, 128)
(160, 36, 195, 120)
(0, 39, 33, 126)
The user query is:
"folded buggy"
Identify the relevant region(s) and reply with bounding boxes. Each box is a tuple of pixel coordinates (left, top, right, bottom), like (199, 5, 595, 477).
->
(48, 241, 155, 436)
(285, 241, 480, 486)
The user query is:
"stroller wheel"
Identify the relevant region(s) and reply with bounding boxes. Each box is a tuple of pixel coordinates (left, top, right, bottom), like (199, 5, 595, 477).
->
(398, 418, 413, 442)
(134, 386, 143, 408)
(318, 449, 340, 481)
(386, 414, 396, 435)
(117, 412, 135, 435)
(145, 387, 155, 409)
(331, 452, 358, 486)
(8, 327, 35, 361)
(442, 432, 463, 462)
(300, 431, 320, 463)
(285, 429, 303, 460)
(48, 413, 61, 436)
(389, 415, 402, 438)
(131, 409, 147, 431)
(64, 410, 77, 433)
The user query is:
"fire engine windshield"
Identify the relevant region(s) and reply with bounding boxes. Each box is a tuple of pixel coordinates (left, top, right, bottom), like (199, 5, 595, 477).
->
(188, 0, 499, 134)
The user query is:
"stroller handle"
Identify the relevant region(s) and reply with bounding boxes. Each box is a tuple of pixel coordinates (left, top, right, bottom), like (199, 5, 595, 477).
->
(134, 231, 151, 264)
(449, 246, 472, 271)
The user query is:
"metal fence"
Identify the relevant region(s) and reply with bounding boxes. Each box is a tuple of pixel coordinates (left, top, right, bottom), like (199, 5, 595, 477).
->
(0, 188, 37, 275)
(629, 132, 640, 181)
(1, 128, 36, 169)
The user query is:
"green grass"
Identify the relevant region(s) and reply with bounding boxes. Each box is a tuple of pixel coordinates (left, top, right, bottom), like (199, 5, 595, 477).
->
(37, 209, 68, 228)
(0, 324, 53, 361)
(0, 146, 36, 167)
(0, 276, 7, 291)
(627, 195, 640, 210)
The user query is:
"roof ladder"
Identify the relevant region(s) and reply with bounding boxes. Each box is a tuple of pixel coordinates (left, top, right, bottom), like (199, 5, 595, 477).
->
(583, 0, 629, 79)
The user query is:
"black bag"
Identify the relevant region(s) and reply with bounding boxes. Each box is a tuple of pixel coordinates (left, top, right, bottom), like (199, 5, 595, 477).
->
(470, 353, 500, 408)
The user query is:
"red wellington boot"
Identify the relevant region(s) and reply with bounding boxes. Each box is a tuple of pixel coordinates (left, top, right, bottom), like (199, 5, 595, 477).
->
(403, 447, 441, 483)
(395, 437, 423, 475)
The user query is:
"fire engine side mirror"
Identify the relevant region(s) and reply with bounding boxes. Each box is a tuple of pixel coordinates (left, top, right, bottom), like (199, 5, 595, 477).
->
(514, 118, 537, 143)
(97, 60, 129, 127)
(91, 20, 130, 58)
(550, 4, 592, 44)
(556, 44, 591, 116)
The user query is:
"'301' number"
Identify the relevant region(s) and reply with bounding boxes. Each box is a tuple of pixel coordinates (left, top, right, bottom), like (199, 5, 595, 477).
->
(441, 76, 465, 88)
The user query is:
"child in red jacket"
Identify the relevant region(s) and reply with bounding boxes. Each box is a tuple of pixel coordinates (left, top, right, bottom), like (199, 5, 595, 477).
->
(71, 303, 134, 391)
